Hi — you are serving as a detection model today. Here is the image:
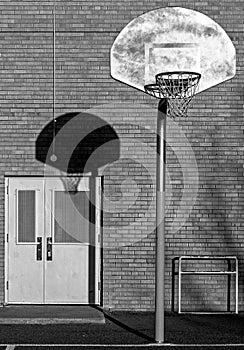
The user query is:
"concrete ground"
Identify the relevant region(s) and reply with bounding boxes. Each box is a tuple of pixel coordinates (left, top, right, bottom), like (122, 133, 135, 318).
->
(0, 305, 105, 324)
(0, 308, 244, 349)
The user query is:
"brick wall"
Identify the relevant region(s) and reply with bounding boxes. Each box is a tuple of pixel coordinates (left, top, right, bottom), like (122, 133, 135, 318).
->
(0, 0, 243, 311)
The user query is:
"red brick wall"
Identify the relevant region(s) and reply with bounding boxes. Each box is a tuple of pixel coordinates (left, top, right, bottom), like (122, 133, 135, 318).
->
(0, 0, 243, 311)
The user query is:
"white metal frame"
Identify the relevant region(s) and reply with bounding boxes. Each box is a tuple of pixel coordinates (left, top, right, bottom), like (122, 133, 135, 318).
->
(178, 256, 238, 314)
(4, 177, 9, 305)
(95, 177, 102, 304)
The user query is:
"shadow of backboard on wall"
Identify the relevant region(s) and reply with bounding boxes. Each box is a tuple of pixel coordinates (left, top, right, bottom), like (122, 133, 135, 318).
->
(36, 112, 120, 175)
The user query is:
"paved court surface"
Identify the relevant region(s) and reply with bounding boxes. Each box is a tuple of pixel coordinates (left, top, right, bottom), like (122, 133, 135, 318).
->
(0, 311, 244, 349)
(2, 345, 244, 350)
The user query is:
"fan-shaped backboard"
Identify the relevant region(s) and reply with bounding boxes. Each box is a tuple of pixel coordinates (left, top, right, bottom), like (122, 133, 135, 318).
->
(110, 7, 236, 94)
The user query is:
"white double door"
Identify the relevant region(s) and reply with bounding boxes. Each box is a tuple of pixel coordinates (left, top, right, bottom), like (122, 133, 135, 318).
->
(6, 177, 101, 304)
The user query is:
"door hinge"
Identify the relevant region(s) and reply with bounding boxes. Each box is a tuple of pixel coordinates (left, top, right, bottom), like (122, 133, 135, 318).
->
(98, 234, 101, 244)
(98, 281, 101, 291)
(6, 234, 8, 243)
(6, 186, 8, 195)
(6, 281, 8, 290)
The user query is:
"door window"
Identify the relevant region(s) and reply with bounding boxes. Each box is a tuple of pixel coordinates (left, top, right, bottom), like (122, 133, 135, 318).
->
(54, 191, 90, 244)
(17, 190, 36, 243)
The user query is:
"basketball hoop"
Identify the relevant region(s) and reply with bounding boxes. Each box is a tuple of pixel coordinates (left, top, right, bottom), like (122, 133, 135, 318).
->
(59, 171, 82, 193)
(144, 71, 201, 117)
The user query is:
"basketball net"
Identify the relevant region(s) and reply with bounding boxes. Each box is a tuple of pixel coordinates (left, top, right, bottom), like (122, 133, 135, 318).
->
(144, 71, 201, 117)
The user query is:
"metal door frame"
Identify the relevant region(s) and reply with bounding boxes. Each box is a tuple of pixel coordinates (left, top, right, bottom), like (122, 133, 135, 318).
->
(4, 176, 102, 305)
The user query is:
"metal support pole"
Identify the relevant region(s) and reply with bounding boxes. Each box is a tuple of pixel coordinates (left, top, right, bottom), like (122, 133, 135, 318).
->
(51, 0, 57, 162)
(155, 99, 167, 343)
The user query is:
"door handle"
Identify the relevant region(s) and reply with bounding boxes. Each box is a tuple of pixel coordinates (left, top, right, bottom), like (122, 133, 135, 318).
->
(47, 237, 52, 261)
(36, 237, 42, 261)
